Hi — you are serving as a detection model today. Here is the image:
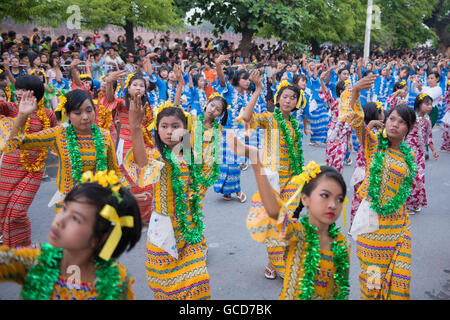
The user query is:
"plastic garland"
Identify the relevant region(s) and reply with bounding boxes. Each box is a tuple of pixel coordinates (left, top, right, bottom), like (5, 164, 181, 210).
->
(164, 145, 204, 244)
(21, 243, 123, 300)
(298, 216, 349, 300)
(66, 123, 108, 184)
(191, 114, 221, 188)
(273, 108, 304, 174)
(20, 100, 51, 172)
(98, 104, 113, 129)
(367, 134, 417, 216)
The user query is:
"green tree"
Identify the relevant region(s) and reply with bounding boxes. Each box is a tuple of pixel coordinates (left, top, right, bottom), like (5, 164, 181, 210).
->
(72, 0, 182, 52)
(424, 0, 450, 53)
(0, 0, 67, 27)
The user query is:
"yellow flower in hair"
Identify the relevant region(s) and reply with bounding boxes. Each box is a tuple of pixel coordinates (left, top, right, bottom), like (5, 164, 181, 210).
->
(274, 80, 292, 105)
(208, 92, 223, 100)
(125, 73, 135, 88)
(376, 101, 383, 111)
(0, 69, 3, 74)
(344, 79, 351, 87)
(79, 74, 92, 79)
(399, 80, 406, 86)
(81, 171, 94, 183)
(418, 93, 428, 100)
(107, 170, 119, 185)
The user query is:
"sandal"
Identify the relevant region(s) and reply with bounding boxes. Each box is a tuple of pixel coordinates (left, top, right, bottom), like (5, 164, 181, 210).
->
(223, 194, 232, 201)
(237, 192, 247, 203)
(309, 142, 319, 147)
(264, 266, 277, 280)
(241, 163, 248, 171)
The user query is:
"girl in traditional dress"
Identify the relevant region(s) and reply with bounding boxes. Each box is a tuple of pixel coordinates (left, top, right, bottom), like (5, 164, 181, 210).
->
(349, 101, 385, 229)
(241, 74, 306, 280)
(405, 94, 439, 214)
(0, 170, 141, 300)
(345, 74, 417, 300)
(0, 75, 58, 247)
(440, 80, 450, 152)
(101, 70, 154, 226)
(125, 100, 212, 300)
(212, 55, 260, 203)
(386, 80, 409, 113)
(319, 66, 352, 173)
(228, 133, 349, 300)
(2, 89, 121, 214)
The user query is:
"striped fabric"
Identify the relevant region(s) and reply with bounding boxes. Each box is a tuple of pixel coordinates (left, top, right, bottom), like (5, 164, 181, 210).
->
(0, 105, 57, 247)
(309, 100, 329, 143)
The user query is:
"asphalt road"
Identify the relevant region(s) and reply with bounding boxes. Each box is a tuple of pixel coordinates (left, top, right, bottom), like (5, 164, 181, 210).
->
(1, 126, 449, 300)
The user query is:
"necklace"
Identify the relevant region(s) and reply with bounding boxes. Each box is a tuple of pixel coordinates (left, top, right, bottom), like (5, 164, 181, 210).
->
(66, 123, 108, 184)
(20, 99, 51, 172)
(298, 216, 349, 300)
(367, 134, 416, 216)
(21, 243, 123, 300)
(273, 108, 304, 174)
(164, 146, 204, 244)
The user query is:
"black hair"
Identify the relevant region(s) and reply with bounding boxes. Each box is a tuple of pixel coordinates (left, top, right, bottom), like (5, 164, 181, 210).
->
(205, 95, 228, 126)
(154, 106, 188, 161)
(64, 182, 142, 260)
(393, 80, 407, 92)
(428, 71, 440, 81)
(336, 80, 347, 98)
(124, 74, 148, 110)
(413, 94, 433, 112)
(15, 75, 45, 102)
(292, 165, 347, 219)
(63, 89, 95, 115)
(362, 102, 384, 125)
(231, 70, 250, 87)
(387, 104, 416, 135)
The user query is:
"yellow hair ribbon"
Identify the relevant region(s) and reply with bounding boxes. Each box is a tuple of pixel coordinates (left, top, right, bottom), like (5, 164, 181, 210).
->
(284, 161, 322, 209)
(30, 68, 47, 80)
(124, 73, 135, 89)
(297, 89, 307, 109)
(98, 205, 134, 261)
(79, 74, 92, 79)
(55, 95, 67, 122)
(342, 197, 348, 228)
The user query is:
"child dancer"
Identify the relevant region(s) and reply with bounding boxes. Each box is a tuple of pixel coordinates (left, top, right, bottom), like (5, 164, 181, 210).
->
(0, 170, 141, 300)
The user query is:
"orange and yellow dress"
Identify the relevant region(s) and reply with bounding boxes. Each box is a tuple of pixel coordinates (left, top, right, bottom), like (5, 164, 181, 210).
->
(0, 245, 134, 300)
(247, 204, 349, 299)
(241, 111, 302, 278)
(124, 147, 210, 300)
(2, 125, 121, 212)
(341, 89, 412, 300)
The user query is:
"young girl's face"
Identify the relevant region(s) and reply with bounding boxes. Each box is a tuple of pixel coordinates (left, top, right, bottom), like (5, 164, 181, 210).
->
(297, 78, 307, 90)
(197, 76, 206, 88)
(385, 110, 409, 140)
(158, 115, 186, 148)
(160, 69, 168, 79)
(301, 176, 344, 226)
(420, 100, 433, 115)
(168, 70, 177, 82)
(204, 98, 225, 121)
(238, 76, 250, 90)
(128, 79, 146, 97)
(279, 88, 298, 113)
(33, 57, 41, 67)
(378, 109, 385, 122)
(427, 74, 438, 87)
(68, 99, 96, 133)
(49, 198, 98, 252)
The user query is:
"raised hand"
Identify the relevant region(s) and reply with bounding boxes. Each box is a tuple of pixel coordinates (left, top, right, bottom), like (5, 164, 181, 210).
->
(128, 91, 146, 128)
(18, 90, 37, 116)
(250, 69, 262, 89)
(353, 74, 378, 92)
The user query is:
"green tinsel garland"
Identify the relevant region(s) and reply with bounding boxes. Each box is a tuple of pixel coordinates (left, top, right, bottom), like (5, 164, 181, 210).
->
(273, 108, 304, 174)
(66, 124, 108, 184)
(298, 216, 349, 300)
(191, 114, 221, 188)
(164, 146, 204, 244)
(21, 243, 123, 300)
(367, 133, 417, 216)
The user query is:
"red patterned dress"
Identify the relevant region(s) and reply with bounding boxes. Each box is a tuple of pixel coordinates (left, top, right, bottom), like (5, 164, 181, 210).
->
(0, 101, 57, 247)
(106, 97, 154, 225)
(441, 87, 450, 152)
(405, 113, 433, 211)
(319, 88, 351, 173)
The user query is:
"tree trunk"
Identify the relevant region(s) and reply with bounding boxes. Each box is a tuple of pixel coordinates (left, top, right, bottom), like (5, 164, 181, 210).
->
(423, 0, 450, 55)
(310, 38, 320, 56)
(123, 19, 135, 53)
(239, 27, 255, 58)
